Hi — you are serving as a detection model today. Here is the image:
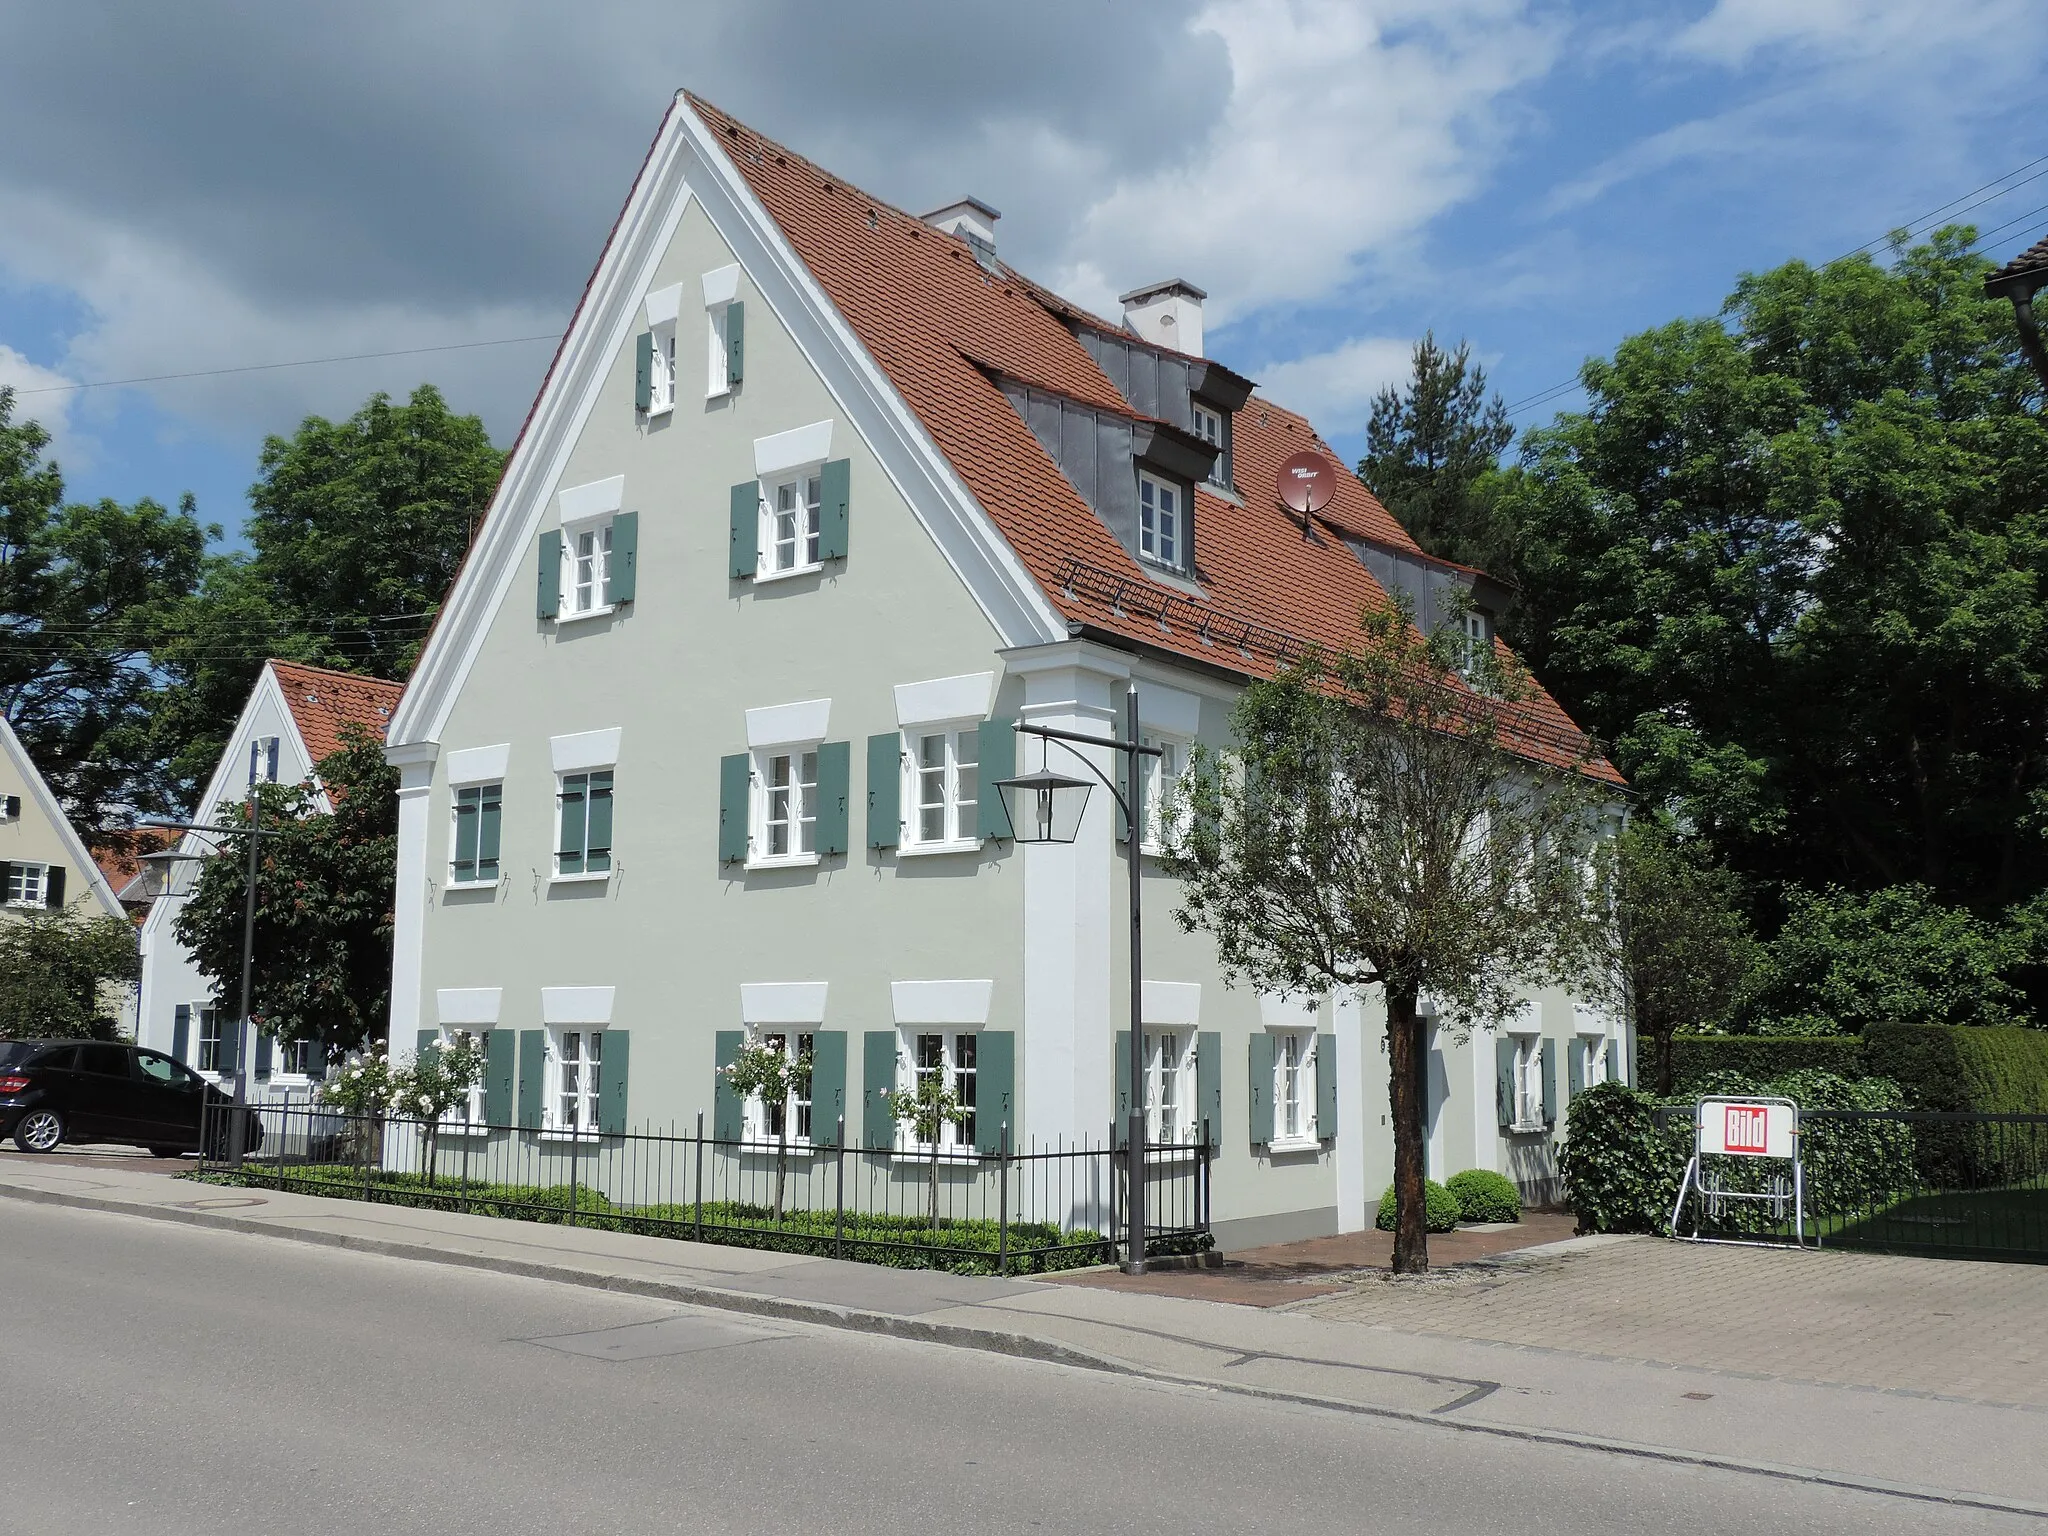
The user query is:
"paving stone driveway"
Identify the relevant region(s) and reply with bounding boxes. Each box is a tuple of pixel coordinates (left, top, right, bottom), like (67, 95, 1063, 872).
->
(1298, 1235, 2048, 1407)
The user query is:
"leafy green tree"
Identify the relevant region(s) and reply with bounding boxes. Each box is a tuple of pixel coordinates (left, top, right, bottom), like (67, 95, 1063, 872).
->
(0, 910, 140, 1039)
(885, 1068, 970, 1228)
(721, 1040, 813, 1219)
(1500, 230, 2048, 911)
(1166, 601, 1608, 1273)
(171, 724, 397, 1059)
(1586, 818, 1758, 1094)
(0, 390, 208, 836)
(397, 1036, 487, 1185)
(1359, 333, 1517, 580)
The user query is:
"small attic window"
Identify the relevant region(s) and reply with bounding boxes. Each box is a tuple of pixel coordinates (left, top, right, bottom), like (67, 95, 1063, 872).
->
(1137, 471, 1185, 571)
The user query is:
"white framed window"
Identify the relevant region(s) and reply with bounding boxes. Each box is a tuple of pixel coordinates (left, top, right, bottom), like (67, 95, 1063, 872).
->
(555, 769, 614, 878)
(439, 1028, 489, 1134)
(1510, 1034, 1544, 1131)
(1137, 734, 1188, 855)
(1144, 1028, 1196, 1145)
(743, 1030, 815, 1144)
(1578, 1036, 1607, 1092)
(195, 1008, 224, 1075)
(751, 746, 819, 866)
(559, 516, 616, 619)
(1461, 609, 1493, 677)
(1137, 471, 1184, 569)
(247, 736, 280, 785)
(3, 861, 47, 908)
(903, 725, 979, 852)
(708, 303, 734, 398)
(547, 1029, 602, 1136)
(274, 1037, 320, 1081)
(902, 1030, 978, 1154)
(648, 323, 678, 415)
(758, 470, 823, 579)
(1271, 1029, 1318, 1147)
(1190, 403, 1228, 485)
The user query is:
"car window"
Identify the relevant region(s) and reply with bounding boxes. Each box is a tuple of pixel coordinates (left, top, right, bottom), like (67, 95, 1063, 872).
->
(25, 1046, 77, 1072)
(135, 1050, 201, 1089)
(77, 1044, 134, 1078)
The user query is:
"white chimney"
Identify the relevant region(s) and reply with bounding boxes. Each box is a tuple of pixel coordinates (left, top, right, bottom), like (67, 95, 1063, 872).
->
(921, 196, 1000, 257)
(1120, 278, 1206, 357)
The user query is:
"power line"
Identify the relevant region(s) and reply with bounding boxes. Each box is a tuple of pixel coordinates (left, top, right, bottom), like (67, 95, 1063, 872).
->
(9, 335, 562, 397)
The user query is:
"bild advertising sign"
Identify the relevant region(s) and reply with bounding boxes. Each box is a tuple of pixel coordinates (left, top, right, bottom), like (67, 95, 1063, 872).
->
(1696, 1098, 1796, 1159)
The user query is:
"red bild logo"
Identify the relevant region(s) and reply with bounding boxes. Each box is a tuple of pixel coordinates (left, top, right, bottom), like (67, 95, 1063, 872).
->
(1724, 1105, 1769, 1154)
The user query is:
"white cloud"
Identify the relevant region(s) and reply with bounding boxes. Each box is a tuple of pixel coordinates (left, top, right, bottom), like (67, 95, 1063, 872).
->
(1254, 335, 1414, 425)
(1673, 0, 2026, 68)
(0, 344, 87, 473)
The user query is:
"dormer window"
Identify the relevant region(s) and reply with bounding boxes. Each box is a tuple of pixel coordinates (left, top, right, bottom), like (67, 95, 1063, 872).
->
(1138, 471, 1184, 569)
(1461, 610, 1493, 676)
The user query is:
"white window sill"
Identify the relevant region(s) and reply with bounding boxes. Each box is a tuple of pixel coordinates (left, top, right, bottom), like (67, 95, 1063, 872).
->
(895, 838, 981, 858)
(269, 1074, 312, 1088)
(745, 853, 821, 871)
(539, 1129, 604, 1144)
(1267, 1135, 1321, 1155)
(738, 1137, 816, 1154)
(437, 1122, 493, 1139)
(754, 561, 824, 586)
(706, 385, 732, 401)
(556, 603, 617, 626)
(646, 402, 675, 419)
(1508, 1120, 1549, 1136)
(550, 870, 612, 886)
(3, 900, 45, 911)
(893, 1146, 980, 1165)
(447, 877, 501, 892)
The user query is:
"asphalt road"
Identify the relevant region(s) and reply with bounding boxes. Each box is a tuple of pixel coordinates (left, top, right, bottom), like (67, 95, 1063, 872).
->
(0, 1200, 2030, 1534)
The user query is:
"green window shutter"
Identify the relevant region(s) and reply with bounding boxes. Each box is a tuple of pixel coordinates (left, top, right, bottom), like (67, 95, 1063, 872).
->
(1316, 1033, 1337, 1140)
(718, 753, 750, 864)
(634, 330, 653, 411)
(557, 773, 587, 875)
(862, 1029, 897, 1149)
(218, 1019, 239, 1074)
(599, 1029, 629, 1134)
(713, 1029, 743, 1142)
(1495, 1037, 1516, 1130)
(1541, 1037, 1558, 1126)
(478, 784, 502, 881)
(483, 1028, 514, 1126)
(416, 1029, 438, 1071)
(0, 863, 11, 902)
(44, 865, 64, 909)
(255, 1032, 273, 1079)
(975, 1031, 1014, 1154)
(818, 457, 850, 561)
(725, 300, 745, 386)
(1196, 1030, 1221, 1150)
(816, 740, 850, 855)
(172, 1005, 191, 1064)
(866, 732, 900, 849)
(609, 510, 639, 604)
(1569, 1038, 1585, 1099)
(453, 787, 480, 881)
(1247, 1033, 1274, 1148)
(729, 483, 758, 579)
(517, 1029, 545, 1130)
(974, 717, 1015, 840)
(1113, 1030, 1133, 1148)
(537, 531, 562, 619)
(810, 1030, 847, 1146)
(585, 770, 614, 874)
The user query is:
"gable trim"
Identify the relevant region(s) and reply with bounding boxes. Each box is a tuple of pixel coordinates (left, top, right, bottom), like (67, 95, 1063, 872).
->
(0, 712, 125, 920)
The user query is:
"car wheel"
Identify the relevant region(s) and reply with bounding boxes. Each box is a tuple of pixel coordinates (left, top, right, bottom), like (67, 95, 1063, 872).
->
(13, 1109, 65, 1153)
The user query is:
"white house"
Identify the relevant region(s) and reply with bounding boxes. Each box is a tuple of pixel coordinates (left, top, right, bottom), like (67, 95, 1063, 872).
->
(377, 92, 1628, 1244)
(137, 659, 403, 1094)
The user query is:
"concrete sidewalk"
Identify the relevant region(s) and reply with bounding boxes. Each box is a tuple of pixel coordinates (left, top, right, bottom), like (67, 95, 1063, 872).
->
(4, 1152, 2044, 1517)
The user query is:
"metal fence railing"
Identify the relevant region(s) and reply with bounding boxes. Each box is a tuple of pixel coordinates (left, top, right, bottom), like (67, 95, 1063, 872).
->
(1652, 1105, 2048, 1263)
(199, 1096, 1212, 1276)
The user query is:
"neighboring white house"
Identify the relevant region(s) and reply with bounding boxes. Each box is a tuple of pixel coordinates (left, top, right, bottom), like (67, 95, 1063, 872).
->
(377, 92, 1628, 1243)
(136, 659, 403, 1096)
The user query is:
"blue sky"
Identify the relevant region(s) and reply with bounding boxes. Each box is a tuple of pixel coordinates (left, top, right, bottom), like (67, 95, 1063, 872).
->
(2, 0, 2043, 551)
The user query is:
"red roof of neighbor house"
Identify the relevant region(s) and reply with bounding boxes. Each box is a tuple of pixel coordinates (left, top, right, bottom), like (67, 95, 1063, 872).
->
(269, 661, 404, 767)
(93, 827, 178, 909)
(681, 97, 1614, 781)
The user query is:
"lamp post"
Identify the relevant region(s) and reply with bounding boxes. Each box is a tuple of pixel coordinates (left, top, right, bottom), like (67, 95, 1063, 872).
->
(995, 689, 1161, 1274)
(136, 797, 272, 1168)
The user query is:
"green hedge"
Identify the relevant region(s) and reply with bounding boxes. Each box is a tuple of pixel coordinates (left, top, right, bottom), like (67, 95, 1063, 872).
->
(1861, 1025, 2048, 1187)
(1670, 1036, 1865, 1094)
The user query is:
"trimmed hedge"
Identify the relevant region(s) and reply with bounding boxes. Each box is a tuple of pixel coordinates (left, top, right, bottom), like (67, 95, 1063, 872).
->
(1861, 1025, 2048, 1187)
(1375, 1178, 1461, 1233)
(1670, 1035, 1865, 1095)
(1445, 1168, 1521, 1224)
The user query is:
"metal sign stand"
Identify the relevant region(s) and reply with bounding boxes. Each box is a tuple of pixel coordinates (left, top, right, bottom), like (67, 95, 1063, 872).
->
(1670, 1095, 1805, 1247)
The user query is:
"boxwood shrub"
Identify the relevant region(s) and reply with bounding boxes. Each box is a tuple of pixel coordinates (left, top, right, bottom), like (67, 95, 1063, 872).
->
(1374, 1178, 1460, 1233)
(1445, 1168, 1522, 1224)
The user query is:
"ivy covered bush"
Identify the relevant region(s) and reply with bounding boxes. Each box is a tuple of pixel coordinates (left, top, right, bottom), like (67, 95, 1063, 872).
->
(1446, 1168, 1522, 1224)
(1375, 1178, 1460, 1233)
(1558, 1082, 1687, 1233)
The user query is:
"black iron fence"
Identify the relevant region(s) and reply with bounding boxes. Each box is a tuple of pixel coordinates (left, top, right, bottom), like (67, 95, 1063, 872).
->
(199, 1096, 1211, 1276)
(1659, 1105, 2048, 1263)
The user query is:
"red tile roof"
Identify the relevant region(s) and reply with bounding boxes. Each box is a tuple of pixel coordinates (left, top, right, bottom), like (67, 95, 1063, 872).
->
(269, 661, 404, 768)
(685, 97, 1613, 782)
(94, 827, 178, 909)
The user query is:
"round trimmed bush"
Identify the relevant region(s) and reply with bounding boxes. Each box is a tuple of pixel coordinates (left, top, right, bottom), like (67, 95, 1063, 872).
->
(1446, 1168, 1521, 1224)
(1375, 1178, 1460, 1233)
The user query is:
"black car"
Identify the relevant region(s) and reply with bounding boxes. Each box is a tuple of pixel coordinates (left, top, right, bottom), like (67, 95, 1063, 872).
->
(0, 1040, 262, 1157)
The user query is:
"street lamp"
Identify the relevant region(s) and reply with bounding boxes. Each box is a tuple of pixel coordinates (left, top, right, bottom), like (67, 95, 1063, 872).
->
(994, 689, 1161, 1273)
(136, 801, 272, 1167)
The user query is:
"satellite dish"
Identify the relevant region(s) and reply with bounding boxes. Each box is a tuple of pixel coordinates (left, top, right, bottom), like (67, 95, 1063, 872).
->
(1277, 450, 1337, 536)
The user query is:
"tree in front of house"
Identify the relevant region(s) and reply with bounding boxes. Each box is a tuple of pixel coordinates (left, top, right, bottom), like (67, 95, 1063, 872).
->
(0, 910, 140, 1039)
(172, 724, 397, 1062)
(886, 1068, 970, 1229)
(398, 1035, 488, 1185)
(1167, 599, 1607, 1273)
(721, 1039, 813, 1219)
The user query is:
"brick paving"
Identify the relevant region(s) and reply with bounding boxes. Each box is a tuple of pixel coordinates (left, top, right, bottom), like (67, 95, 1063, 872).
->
(1299, 1235, 2048, 1406)
(1046, 1212, 1581, 1307)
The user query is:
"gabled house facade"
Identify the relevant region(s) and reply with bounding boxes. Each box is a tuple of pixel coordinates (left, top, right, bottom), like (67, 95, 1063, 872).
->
(137, 660, 403, 1093)
(382, 93, 1626, 1240)
(0, 712, 127, 927)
